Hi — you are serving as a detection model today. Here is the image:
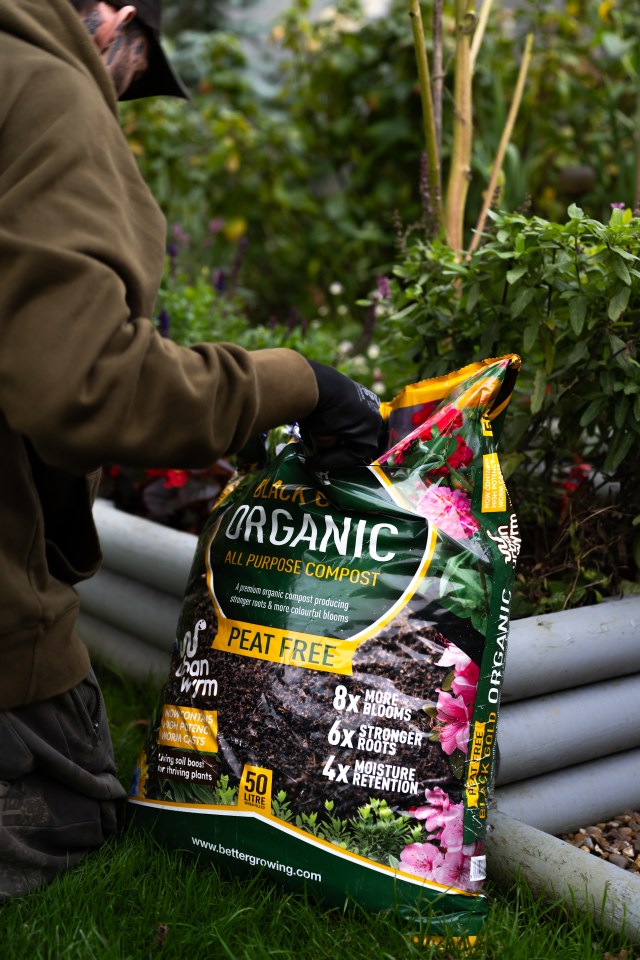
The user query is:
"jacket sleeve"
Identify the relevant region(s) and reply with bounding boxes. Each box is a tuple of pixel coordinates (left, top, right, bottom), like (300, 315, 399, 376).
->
(0, 58, 318, 474)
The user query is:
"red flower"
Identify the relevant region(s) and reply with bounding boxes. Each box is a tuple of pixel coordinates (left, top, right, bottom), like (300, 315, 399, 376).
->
(143, 468, 190, 489)
(163, 470, 190, 489)
(445, 434, 473, 471)
(410, 402, 438, 427)
(418, 408, 472, 477)
(420, 408, 464, 439)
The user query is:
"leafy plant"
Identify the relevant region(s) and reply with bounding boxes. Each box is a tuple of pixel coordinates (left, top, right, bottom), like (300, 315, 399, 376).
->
(121, 0, 640, 317)
(377, 203, 640, 613)
(348, 798, 421, 862)
(113, 0, 640, 613)
(211, 774, 239, 805)
(270, 791, 421, 864)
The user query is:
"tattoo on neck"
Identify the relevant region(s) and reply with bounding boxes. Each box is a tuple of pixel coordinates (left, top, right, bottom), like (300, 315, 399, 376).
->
(83, 11, 103, 36)
(106, 34, 124, 66)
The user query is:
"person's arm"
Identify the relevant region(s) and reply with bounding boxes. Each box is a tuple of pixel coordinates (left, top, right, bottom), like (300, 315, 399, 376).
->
(0, 60, 319, 474)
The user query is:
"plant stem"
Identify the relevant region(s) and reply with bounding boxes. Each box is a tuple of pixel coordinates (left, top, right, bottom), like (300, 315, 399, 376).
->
(409, 0, 446, 238)
(469, 0, 494, 73)
(433, 0, 444, 159)
(444, 0, 475, 254)
(467, 31, 534, 255)
(635, 34, 640, 211)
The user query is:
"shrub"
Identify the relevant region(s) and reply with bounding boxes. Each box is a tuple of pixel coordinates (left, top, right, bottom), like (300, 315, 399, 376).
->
(376, 203, 640, 613)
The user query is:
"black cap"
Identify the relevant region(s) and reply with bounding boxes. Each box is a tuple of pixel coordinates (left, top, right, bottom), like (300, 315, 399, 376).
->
(110, 0, 190, 101)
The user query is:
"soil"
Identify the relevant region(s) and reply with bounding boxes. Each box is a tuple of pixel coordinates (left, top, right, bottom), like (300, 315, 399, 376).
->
(157, 594, 466, 817)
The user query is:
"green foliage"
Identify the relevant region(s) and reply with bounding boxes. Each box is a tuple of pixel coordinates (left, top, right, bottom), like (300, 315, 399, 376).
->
(211, 773, 239, 805)
(270, 792, 420, 865)
(119, 1, 426, 324)
(347, 798, 421, 862)
(155, 249, 376, 380)
(467, 0, 640, 223)
(118, 1, 640, 612)
(122, 0, 640, 319)
(378, 203, 640, 613)
(512, 0, 640, 221)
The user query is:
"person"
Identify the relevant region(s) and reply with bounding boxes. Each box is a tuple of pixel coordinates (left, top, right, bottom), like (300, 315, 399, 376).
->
(0, 0, 383, 899)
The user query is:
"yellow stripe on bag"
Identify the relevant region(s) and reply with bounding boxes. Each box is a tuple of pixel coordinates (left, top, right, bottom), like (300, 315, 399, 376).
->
(157, 704, 218, 753)
(212, 619, 358, 674)
(481, 453, 507, 512)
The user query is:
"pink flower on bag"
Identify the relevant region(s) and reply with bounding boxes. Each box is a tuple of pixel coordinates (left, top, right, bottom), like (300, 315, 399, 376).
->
(443, 434, 474, 472)
(412, 786, 451, 832)
(414, 791, 467, 849)
(451, 664, 480, 705)
(401, 786, 485, 892)
(439, 809, 466, 851)
(416, 485, 480, 539)
(433, 849, 482, 890)
(436, 643, 480, 706)
(435, 690, 472, 755)
(399, 842, 444, 879)
(400, 836, 483, 892)
(436, 642, 472, 673)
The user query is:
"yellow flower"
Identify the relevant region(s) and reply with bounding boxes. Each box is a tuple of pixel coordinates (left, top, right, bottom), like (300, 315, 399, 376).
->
(598, 0, 615, 21)
(223, 217, 247, 242)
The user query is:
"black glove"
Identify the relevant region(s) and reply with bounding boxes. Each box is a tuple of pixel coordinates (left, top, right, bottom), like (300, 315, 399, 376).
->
(299, 360, 384, 471)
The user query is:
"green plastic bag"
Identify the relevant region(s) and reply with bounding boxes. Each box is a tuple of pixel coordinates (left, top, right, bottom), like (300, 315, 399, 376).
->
(129, 354, 521, 941)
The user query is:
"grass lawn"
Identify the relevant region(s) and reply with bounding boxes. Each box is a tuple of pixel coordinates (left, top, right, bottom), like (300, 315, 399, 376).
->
(1, 664, 637, 960)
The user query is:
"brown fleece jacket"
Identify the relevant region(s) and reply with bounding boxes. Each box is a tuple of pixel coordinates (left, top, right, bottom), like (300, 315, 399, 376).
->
(0, 0, 318, 708)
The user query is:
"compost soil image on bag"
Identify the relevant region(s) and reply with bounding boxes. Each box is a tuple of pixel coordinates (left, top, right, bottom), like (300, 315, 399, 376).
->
(129, 354, 521, 939)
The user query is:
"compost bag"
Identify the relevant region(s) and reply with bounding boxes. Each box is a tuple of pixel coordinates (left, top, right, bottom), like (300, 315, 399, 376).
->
(129, 354, 521, 940)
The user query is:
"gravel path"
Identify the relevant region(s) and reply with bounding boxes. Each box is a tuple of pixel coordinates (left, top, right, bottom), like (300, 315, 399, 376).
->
(561, 811, 640, 874)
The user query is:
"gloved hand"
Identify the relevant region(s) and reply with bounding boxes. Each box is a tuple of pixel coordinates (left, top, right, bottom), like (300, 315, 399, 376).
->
(299, 360, 385, 470)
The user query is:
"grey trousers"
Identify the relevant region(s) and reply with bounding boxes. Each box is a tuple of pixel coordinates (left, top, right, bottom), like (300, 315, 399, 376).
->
(0, 671, 127, 900)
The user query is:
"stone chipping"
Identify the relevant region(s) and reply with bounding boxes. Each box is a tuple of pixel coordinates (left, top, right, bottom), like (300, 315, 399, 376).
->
(561, 811, 640, 875)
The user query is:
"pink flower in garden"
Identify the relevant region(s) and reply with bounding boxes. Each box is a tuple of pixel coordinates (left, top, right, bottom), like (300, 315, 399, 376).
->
(417, 485, 480, 539)
(145, 468, 190, 490)
(399, 842, 444, 879)
(164, 469, 190, 489)
(171, 222, 191, 248)
(376, 275, 392, 299)
(435, 690, 472, 755)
